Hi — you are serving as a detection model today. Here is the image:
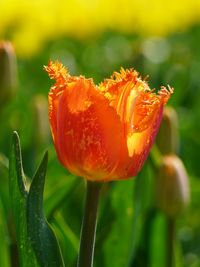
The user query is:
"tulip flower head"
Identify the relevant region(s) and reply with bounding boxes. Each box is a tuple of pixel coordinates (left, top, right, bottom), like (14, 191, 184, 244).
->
(45, 61, 173, 181)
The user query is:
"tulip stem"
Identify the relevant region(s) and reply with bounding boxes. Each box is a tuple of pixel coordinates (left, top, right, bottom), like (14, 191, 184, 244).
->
(77, 180, 102, 267)
(167, 217, 175, 267)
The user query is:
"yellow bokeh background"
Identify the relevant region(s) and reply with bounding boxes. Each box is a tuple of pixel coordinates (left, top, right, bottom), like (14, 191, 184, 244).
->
(1, 0, 200, 57)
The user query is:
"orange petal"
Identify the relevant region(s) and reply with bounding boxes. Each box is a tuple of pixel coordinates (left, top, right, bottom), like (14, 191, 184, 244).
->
(44, 60, 69, 84)
(113, 87, 173, 179)
(55, 79, 122, 181)
(99, 69, 173, 180)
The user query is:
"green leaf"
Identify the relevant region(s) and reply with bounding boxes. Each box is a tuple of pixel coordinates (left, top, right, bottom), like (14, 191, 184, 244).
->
(0, 152, 10, 222)
(44, 175, 78, 219)
(129, 162, 159, 267)
(52, 212, 79, 266)
(96, 180, 135, 267)
(27, 151, 65, 267)
(0, 196, 10, 267)
(0, 152, 9, 169)
(9, 131, 38, 267)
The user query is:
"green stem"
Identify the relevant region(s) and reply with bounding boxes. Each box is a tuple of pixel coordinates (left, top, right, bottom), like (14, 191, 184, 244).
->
(149, 145, 163, 171)
(77, 180, 102, 267)
(167, 217, 175, 267)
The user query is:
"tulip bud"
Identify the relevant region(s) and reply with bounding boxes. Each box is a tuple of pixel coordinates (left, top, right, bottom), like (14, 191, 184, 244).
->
(32, 94, 50, 146)
(156, 106, 179, 155)
(156, 155, 190, 218)
(0, 41, 18, 108)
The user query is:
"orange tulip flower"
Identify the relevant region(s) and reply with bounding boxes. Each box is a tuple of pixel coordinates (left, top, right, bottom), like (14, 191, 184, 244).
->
(45, 61, 173, 181)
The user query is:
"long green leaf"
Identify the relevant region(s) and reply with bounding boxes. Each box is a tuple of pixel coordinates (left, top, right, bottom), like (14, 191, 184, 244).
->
(44, 175, 78, 219)
(96, 180, 135, 267)
(9, 131, 38, 267)
(27, 151, 65, 267)
(52, 212, 79, 266)
(0, 196, 10, 267)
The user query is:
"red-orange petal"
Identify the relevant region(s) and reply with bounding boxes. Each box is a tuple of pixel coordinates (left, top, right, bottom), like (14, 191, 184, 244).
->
(98, 68, 173, 180)
(48, 75, 123, 180)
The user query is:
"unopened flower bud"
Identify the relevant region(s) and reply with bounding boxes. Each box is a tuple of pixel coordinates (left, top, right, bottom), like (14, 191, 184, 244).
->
(156, 106, 179, 155)
(0, 41, 18, 108)
(156, 155, 190, 218)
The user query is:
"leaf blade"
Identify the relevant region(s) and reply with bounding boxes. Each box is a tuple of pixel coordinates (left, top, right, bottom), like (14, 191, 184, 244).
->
(0, 196, 10, 267)
(9, 131, 38, 267)
(27, 151, 65, 267)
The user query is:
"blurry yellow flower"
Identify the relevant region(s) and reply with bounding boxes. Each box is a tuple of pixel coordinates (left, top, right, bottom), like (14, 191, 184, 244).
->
(1, 0, 200, 57)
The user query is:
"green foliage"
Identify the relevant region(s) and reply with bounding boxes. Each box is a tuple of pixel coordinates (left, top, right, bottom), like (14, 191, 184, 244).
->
(0, 196, 10, 267)
(9, 132, 38, 267)
(96, 180, 135, 267)
(9, 132, 65, 267)
(27, 151, 65, 267)
(0, 26, 200, 267)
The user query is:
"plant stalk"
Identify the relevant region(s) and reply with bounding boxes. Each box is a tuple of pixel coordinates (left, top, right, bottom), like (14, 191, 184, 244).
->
(77, 180, 102, 267)
(167, 217, 175, 267)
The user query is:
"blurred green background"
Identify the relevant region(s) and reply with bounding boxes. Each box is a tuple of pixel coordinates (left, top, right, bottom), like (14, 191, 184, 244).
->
(0, 0, 200, 266)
